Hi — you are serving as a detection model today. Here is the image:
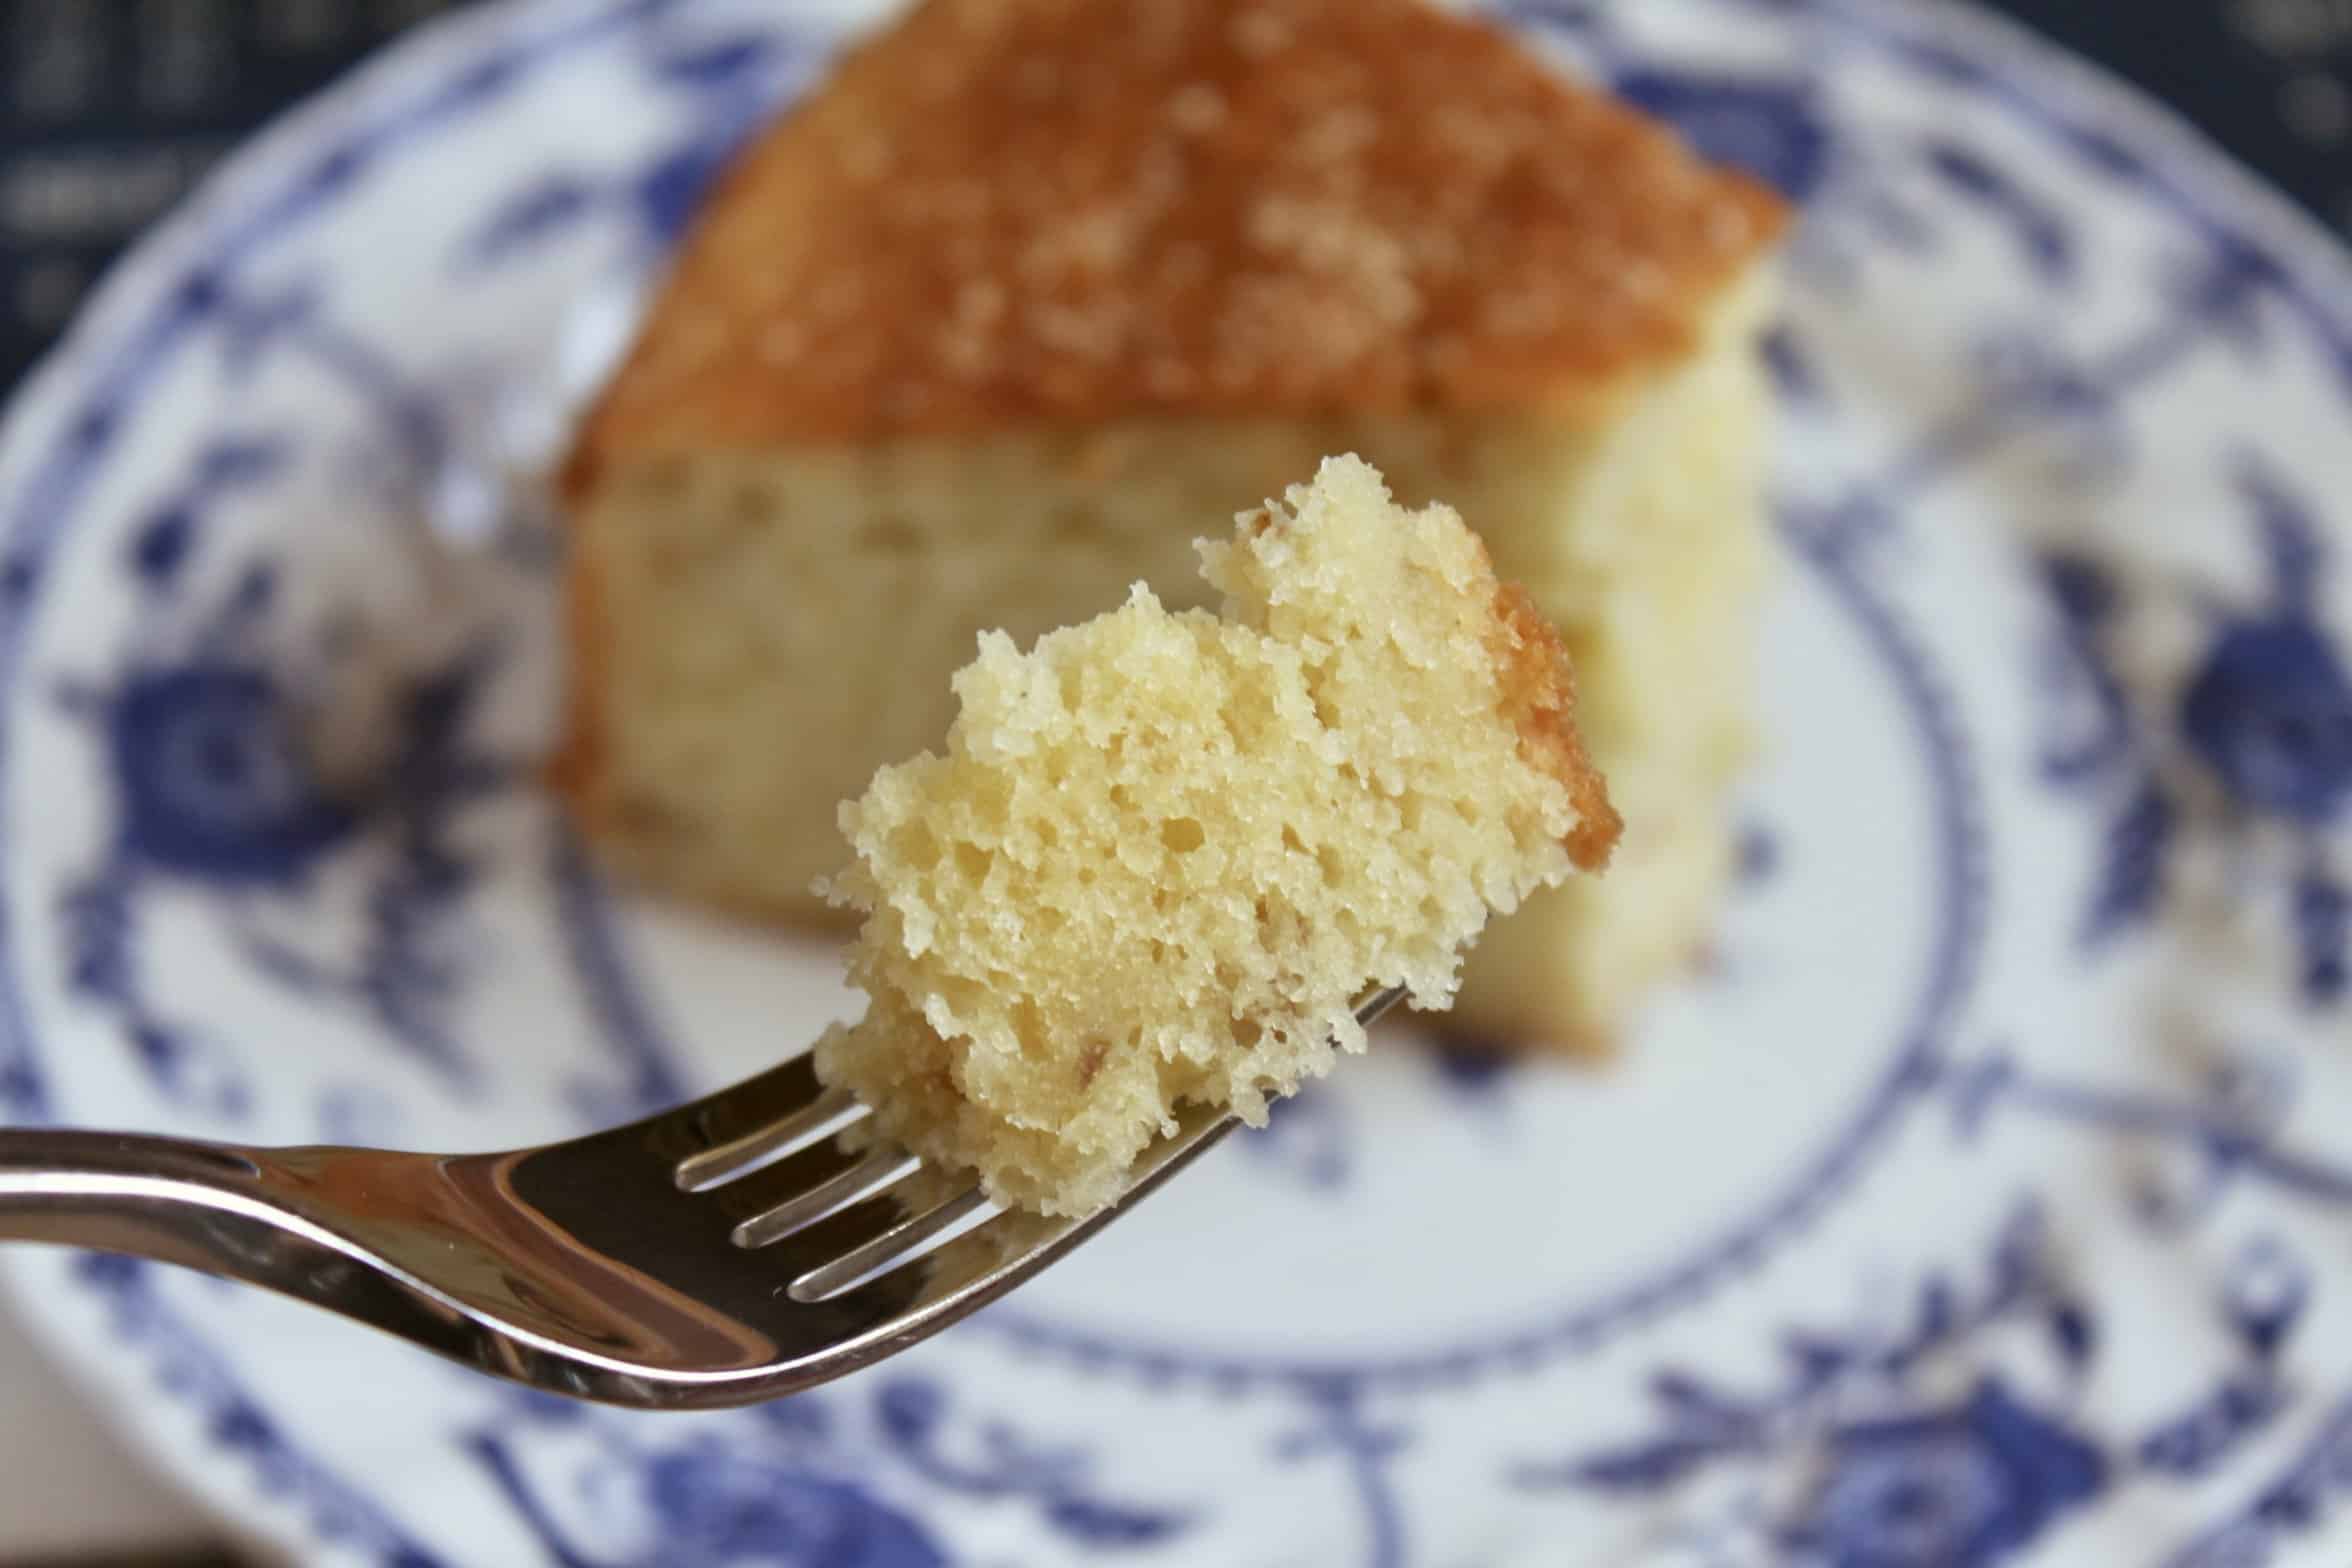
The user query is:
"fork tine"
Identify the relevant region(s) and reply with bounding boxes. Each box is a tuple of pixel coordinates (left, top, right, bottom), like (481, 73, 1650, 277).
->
(816, 1095, 1251, 1310)
(730, 1145, 916, 1248)
(757, 1166, 942, 1281)
(631, 1052, 831, 1170)
(675, 1083, 858, 1191)
(786, 1187, 996, 1303)
(867, 1201, 1074, 1305)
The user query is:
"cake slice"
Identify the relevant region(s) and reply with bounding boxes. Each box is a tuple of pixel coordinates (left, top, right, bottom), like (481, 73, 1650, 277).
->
(555, 0, 1785, 1050)
(814, 457, 1616, 1216)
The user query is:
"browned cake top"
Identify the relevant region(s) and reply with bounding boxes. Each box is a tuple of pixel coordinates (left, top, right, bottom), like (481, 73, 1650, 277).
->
(568, 0, 1787, 480)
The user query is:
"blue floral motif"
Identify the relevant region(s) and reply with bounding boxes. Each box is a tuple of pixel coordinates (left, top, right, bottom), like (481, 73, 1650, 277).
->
(105, 665, 357, 884)
(460, 19, 809, 270)
(1608, 67, 1833, 201)
(1275, 1389, 1410, 1568)
(2181, 625, 2352, 828)
(127, 435, 284, 586)
(470, 1375, 1189, 1565)
(2033, 554, 2133, 785)
(637, 1451, 944, 1568)
(2166, 1395, 2352, 1568)
(57, 639, 506, 1089)
(1571, 25, 2114, 327)
(1968, 329, 2116, 434)
(2293, 868, 2351, 1001)
(1522, 1200, 2318, 1557)
(474, 1426, 945, 1568)
(2177, 460, 2352, 825)
(2137, 1374, 2290, 1479)
(2164, 234, 2291, 365)
(1917, 139, 2076, 283)
(1783, 1380, 2104, 1568)
(1933, 1041, 2352, 1228)
(1519, 1207, 2071, 1490)
(68, 1256, 450, 1568)
(872, 1378, 1191, 1548)
(50, 428, 514, 1091)
(2029, 453, 2352, 994)
(1761, 322, 1828, 406)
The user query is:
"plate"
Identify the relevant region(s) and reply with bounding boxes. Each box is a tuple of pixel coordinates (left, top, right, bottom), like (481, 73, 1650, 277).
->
(6, 0, 2352, 1563)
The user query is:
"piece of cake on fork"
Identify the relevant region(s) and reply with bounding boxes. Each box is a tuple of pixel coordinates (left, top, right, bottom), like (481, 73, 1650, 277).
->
(553, 0, 1786, 1051)
(814, 457, 1617, 1216)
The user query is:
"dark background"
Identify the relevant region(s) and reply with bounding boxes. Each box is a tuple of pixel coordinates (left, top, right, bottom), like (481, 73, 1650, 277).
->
(0, 1, 2345, 1565)
(3, 0, 2350, 395)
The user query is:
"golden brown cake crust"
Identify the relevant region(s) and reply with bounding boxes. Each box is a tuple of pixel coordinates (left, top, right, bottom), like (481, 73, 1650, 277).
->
(564, 0, 1787, 489)
(1489, 578, 1620, 870)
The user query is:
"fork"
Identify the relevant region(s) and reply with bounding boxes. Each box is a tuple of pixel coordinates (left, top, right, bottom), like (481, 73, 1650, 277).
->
(0, 987, 1403, 1409)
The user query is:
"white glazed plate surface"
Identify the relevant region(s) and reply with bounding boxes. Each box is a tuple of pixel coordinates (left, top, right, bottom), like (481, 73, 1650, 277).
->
(5, 1, 2352, 1563)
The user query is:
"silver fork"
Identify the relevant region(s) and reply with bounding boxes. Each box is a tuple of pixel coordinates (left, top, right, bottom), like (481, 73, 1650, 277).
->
(0, 987, 1402, 1409)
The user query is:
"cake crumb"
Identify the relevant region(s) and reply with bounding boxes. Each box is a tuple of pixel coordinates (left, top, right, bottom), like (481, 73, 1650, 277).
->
(813, 457, 1616, 1215)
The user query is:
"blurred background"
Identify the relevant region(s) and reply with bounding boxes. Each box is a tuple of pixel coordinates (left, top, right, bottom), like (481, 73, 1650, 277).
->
(0, 0, 2345, 1564)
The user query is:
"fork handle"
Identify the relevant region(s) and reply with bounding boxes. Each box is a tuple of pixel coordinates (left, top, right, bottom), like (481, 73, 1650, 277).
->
(0, 1128, 510, 1373)
(0, 1127, 267, 1236)
(0, 1128, 331, 1274)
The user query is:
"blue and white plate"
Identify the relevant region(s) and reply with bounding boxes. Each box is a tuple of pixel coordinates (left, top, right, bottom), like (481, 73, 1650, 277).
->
(7, 0, 2352, 1563)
